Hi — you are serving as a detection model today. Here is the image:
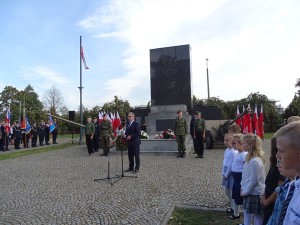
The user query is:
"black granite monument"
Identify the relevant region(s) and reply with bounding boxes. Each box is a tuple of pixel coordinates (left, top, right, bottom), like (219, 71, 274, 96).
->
(150, 44, 192, 109)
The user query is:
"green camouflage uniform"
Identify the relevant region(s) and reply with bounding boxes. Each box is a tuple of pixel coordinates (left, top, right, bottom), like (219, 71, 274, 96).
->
(100, 120, 112, 155)
(174, 117, 187, 157)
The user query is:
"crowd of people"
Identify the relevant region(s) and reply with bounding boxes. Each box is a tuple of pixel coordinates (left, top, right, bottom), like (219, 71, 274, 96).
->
(221, 117, 300, 225)
(84, 112, 141, 174)
(0, 119, 58, 152)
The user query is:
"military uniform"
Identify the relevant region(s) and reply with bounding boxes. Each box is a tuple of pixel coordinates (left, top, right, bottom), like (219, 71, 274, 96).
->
(193, 116, 206, 158)
(174, 115, 187, 158)
(52, 121, 58, 144)
(84, 121, 95, 155)
(100, 120, 112, 156)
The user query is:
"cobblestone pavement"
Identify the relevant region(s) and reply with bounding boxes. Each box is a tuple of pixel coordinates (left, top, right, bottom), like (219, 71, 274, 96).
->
(0, 139, 271, 225)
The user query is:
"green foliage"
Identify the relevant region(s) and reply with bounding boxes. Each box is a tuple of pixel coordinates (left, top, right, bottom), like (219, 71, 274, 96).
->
(168, 207, 240, 225)
(101, 96, 131, 118)
(284, 91, 300, 119)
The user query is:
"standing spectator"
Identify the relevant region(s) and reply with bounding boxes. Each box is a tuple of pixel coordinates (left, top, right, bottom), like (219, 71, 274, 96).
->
(174, 110, 188, 158)
(274, 121, 300, 225)
(190, 111, 197, 154)
(193, 111, 206, 158)
(93, 117, 100, 152)
(230, 133, 247, 220)
(241, 133, 265, 225)
(44, 121, 50, 145)
(12, 121, 22, 150)
(84, 117, 94, 156)
(222, 133, 238, 218)
(260, 138, 285, 225)
(38, 120, 45, 146)
(99, 114, 112, 156)
(31, 122, 38, 147)
(266, 163, 297, 225)
(124, 112, 141, 173)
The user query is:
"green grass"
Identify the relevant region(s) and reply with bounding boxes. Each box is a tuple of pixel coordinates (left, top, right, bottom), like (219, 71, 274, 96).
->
(58, 133, 80, 139)
(0, 143, 74, 161)
(168, 207, 243, 225)
(263, 132, 274, 139)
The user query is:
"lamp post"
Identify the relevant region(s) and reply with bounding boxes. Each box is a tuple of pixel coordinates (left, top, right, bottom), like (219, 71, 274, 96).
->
(206, 58, 210, 99)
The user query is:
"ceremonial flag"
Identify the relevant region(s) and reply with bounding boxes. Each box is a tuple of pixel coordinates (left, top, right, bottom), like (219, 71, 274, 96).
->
(258, 104, 264, 139)
(236, 105, 241, 127)
(242, 105, 247, 133)
(98, 111, 103, 123)
(25, 117, 31, 134)
(5, 107, 11, 133)
(21, 106, 26, 129)
(253, 104, 259, 135)
(48, 115, 56, 133)
(80, 46, 89, 69)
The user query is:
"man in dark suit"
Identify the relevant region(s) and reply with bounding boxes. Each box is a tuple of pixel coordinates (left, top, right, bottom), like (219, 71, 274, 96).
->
(125, 112, 141, 173)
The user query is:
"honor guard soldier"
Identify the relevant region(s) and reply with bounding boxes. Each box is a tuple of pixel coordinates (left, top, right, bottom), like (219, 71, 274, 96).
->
(99, 114, 113, 156)
(38, 120, 45, 146)
(0, 121, 9, 151)
(93, 117, 100, 152)
(13, 121, 22, 150)
(193, 112, 206, 158)
(174, 110, 188, 158)
(190, 111, 197, 154)
(31, 122, 38, 147)
(44, 121, 50, 145)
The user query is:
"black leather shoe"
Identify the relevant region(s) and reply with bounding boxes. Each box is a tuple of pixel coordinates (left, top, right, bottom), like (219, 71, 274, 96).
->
(125, 168, 133, 172)
(133, 169, 139, 173)
(227, 215, 240, 220)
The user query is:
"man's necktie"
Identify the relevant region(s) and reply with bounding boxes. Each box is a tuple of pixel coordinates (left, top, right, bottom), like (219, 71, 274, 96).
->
(278, 176, 299, 225)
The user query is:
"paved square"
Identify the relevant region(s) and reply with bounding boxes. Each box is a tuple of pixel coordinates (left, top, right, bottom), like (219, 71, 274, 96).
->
(0, 140, 270, 225)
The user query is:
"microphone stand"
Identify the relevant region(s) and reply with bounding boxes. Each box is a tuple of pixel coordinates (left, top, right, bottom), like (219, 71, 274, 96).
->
(113, 137, 137, 184)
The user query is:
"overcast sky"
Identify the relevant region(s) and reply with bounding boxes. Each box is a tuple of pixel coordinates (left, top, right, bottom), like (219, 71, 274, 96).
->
(1, 0, 299, 111)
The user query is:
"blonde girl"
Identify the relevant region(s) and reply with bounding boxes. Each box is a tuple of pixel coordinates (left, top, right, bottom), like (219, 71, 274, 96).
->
(241, 133, 265, 225)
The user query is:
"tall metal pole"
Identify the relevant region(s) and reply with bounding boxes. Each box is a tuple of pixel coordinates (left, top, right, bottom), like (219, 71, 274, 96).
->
(78, 36, 83, 144)
(206, 58, 210, 99)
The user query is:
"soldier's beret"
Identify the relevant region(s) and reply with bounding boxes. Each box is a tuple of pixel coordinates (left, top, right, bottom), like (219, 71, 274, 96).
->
(177, 110, 182, 114)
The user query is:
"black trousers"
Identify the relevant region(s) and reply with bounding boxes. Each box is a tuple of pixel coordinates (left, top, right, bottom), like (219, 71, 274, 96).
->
(39, 134, 44, 145)
(127, 144, 140, 170)
(195, 130, 204, 156)
(32, 135, 37, 147)
(93, 134, 99, 151)
(52, 131, 57, 143)
(45, 132, 50, 144)
(86, 134, 93, 154)
(14, 137, 20, 149)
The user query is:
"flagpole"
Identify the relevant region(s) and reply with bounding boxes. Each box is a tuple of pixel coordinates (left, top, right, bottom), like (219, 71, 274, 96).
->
(78, 36, 83, 145)
(206, 58, 210, 99)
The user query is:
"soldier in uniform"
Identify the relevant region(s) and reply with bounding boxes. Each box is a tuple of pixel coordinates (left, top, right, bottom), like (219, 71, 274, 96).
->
(12, 121, 22, 150)
(92, 117, 100, 152)
(0, 121, 6, 151)
(31, 122, 38, 147)
(174, 110, 188, 158)
(84, 117, 95, 156)
(193, 112, 206, 158)
(99, 114, 112, 156)
(38, 120, 45, 146)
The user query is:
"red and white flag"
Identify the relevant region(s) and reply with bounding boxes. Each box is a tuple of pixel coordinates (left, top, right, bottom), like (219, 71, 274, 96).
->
(80, 46, 89, 69)
(253, 104, 259, 135)
(5, 107, 11, 133)
(98, 111, 103, 124)
(258, 104, 264, 139)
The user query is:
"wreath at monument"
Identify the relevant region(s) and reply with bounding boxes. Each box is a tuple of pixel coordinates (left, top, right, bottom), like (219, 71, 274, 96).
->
(162, 129, 176, 139)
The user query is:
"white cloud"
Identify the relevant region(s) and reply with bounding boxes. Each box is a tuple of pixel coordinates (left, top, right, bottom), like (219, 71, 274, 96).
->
(78, 0, 300, 108)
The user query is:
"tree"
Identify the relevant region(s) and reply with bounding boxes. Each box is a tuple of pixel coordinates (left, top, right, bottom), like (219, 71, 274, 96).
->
(43, 86, 67, 115)
(0, 86, 20, 121)
(101, 96, 131, 118)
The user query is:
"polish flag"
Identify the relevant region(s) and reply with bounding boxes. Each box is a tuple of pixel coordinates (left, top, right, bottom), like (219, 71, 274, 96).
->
(236, 105, 241, 127)
(253, 104, 259, 135)
(80, 46, 89, 69)
(258, 104, 264, 139)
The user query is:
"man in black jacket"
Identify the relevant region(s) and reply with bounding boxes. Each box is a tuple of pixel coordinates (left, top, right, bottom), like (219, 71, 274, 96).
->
(125, 112, 141, 173)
